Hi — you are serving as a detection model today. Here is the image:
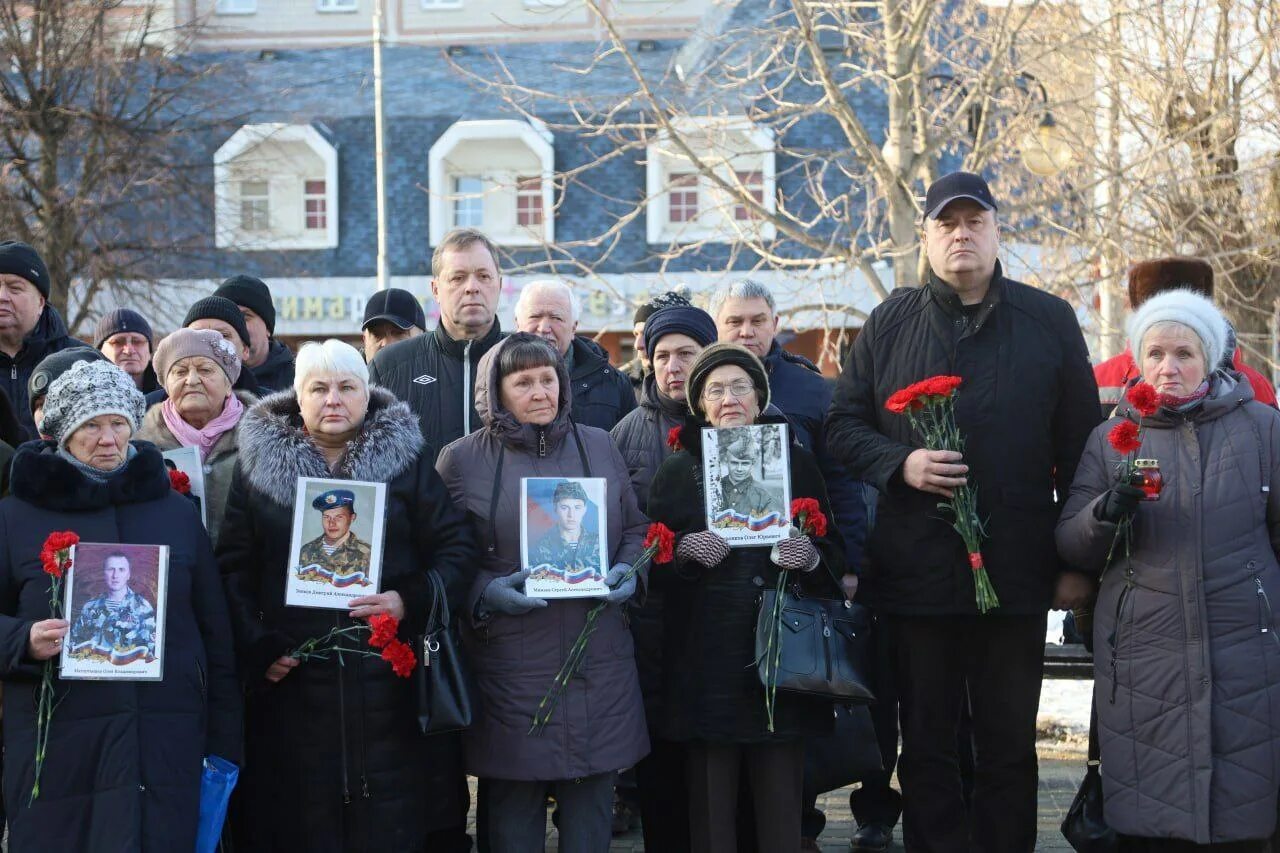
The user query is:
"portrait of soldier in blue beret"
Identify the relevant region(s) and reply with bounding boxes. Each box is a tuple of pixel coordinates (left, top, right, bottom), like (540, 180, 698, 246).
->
(297, 489, 373, 586)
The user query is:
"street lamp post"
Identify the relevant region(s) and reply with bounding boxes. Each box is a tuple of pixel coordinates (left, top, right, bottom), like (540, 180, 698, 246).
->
(373, 0, 389, 292)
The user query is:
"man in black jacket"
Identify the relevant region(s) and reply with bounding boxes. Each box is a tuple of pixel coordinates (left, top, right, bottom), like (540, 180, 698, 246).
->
(514, 279, 635, 431)
(826, 172, 1099, 853)
(367, 228, 506, 459)
(214, 275, 295, 393)
(0, 242, 86, 440)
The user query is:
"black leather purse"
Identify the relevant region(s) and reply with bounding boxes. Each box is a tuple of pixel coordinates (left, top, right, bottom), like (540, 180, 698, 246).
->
(754, 582, 875, 704)
(1061, 701, 1117, 852)
(413, 570, 474, 735)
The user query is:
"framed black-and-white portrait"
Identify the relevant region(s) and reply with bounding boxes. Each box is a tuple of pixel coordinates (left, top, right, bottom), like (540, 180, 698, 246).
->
(702, 424, 791, 547)
(61, 542, 168, 681)
(285, 477, 388, 610)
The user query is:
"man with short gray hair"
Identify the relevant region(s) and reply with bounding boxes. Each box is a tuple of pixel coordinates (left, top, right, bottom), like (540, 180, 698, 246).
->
(514, 279, 635, 431)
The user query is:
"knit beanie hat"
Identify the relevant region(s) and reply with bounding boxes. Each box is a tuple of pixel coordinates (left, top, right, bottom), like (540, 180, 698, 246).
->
(634, 288, 693, 325)
(686, 342, 770, 418)
(1128, 257, 1213, 308)
(94, 308, 154, 350)
(644, 305, 718, 355)
(214, 275, 276, 334)
(153, 328, 242, 386)
(183, 296, 251, 349)
(1127, 289, 1229, 374)
(28, 347, 108, 414)
(0, 241, 50, 298)
(41, 360, 146, 447)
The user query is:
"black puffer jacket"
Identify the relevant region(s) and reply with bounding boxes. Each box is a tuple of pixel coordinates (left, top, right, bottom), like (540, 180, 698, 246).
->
(367, 321, 505, 459)
(0, 441, 242, 851)
(249, 339, 295, 394)
(217, 388, 478, 852)
(0, 306, 84, 441)
(825, 265, 1100, 614)
(647, 416, 844, 743)
(567, 336, 637, 431)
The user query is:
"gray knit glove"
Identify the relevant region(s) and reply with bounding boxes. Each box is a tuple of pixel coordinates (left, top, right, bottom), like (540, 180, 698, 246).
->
(676, 531, 731, 569)
(771, 536, 820, 572)
(603, 564, 637, 605)
(479, 569, 549, 617)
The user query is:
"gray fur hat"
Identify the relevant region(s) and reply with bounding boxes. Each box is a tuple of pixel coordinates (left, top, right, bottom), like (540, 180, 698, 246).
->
(1127, 289, 1229, 374)
(41, 360, 146, 447)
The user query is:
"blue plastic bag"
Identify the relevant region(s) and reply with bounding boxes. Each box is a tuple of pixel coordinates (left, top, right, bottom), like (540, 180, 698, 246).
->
(196, 755, 239, 853)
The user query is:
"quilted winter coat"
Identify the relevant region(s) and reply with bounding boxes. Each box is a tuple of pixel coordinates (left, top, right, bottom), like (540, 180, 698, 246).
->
(1056, 373, 1280, 843)
(434, 335, 650, 781)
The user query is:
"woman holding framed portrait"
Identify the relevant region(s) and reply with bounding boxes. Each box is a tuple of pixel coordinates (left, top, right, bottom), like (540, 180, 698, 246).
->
(218, 339, 477, 853)
(0, 359, 241, 851)
(435, 332, 649, 851)
(646, 342, 846, 853)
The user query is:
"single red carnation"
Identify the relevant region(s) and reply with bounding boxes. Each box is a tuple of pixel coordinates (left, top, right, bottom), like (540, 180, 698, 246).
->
(667, 426, 683, 451)
(40, 531, 79, 578)
(367, 614, 399, 649)
(885, 388, 917, 414)
(1108, 420, 1142, 455)
(381, 638, 417, 678)
(919, 375, 963, 398)
(790, 498, 828, 537)
(1126, 382, 1159, 418)
(644, 523, 676, 564)
(168, 470, 191, 495)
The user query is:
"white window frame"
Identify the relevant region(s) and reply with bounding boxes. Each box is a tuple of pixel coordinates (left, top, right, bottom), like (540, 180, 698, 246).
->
(421, 0, 462, 8)
(428, 119, 555, 247)
(452, 175, 485, 228)
(317, 0, 358, 11)
(733, 170, 765, 221)
(516, 176, 544, 228)
(239, 181, 271, 232)
(645, 117, 776, 244)
(214, 123, 340, 250)
(667, 173, 699, 224)
(215, 0, 257, 15)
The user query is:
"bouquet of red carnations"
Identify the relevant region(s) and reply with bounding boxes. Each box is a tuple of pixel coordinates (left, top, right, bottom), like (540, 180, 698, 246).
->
(885, 375, 999, 614)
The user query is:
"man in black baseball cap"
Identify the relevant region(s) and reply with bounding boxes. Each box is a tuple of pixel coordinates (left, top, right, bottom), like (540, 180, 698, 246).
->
(214, 274, 295, 393)
(921, 170, 998, 221)
(360, 288, 425, 363)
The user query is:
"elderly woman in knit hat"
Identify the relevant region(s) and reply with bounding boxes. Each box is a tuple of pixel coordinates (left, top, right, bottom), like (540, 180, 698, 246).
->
(1058, 289, 1280, 851)
(645, 342, 846, 853)
(138, 328, 255, 547)
(0, 359, 241, 851)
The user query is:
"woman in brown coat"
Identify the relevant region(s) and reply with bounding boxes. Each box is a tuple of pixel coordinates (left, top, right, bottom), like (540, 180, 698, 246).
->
(435, 332, 649, 852)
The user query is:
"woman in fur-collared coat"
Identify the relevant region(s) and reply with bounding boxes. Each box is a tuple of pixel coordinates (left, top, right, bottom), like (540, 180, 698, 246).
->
(217, 339, 478, 853)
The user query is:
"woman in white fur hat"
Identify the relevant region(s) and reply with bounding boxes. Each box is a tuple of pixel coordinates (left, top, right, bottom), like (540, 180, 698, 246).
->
(1057, 289, 1280, 850)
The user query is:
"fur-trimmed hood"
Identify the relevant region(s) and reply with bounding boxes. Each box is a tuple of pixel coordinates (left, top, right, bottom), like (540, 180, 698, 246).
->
(237, 386, 424, 506)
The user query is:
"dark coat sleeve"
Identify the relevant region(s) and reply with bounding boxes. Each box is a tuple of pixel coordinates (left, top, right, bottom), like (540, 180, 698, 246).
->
(1054, 425, 1118, 574)
(1051, 301, 1104, 504)
(216, 464, 295, 682)
(0, 507, 37, 680)
(187, 521, 244, 764)
(790, 446, 847, 597)
(403, 457, 478, 635)
(825, 310, 916, 494)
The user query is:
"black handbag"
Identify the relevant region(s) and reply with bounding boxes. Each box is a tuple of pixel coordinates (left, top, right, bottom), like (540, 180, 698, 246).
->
(1061, 700, 1117, 852)
(802, 702, 884, 798)
(413, 570, 474, 735)
(754, 582, 875, 704)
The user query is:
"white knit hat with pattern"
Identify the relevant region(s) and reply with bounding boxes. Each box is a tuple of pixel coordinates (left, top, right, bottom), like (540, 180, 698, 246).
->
(1127, 288, 1228, 374)
(40, 359, 146, 447)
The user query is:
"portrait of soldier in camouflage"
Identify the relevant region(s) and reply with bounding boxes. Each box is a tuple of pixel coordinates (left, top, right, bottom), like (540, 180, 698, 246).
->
(529, 480, 604, 580)
(297, 488, 373, 586)
(68, 552, 158, 664)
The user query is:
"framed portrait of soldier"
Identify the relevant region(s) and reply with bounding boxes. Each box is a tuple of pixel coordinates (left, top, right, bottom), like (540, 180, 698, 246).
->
(162, 446, 207, 528)
(520, 477, 610, 599)
(285, 477, 388, 610)
(702, 424, 791, 547)
(60, 542, 168, 681)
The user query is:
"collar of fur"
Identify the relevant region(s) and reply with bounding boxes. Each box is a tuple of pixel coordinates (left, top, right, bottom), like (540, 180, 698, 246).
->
(237, 386, 424, 506)
(9, 439, 171, 511)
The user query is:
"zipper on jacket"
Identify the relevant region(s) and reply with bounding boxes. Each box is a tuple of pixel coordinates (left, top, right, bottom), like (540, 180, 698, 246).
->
(463, 339, 472, 435)
(538, 429, 546, 457)
(1255, 577, 1280, 651)
(1108, 582, 1133, 704)
(820, 610, 832, 682)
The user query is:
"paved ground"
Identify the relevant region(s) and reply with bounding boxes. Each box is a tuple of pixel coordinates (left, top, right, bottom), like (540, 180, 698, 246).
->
(475, 739, 1088, 852)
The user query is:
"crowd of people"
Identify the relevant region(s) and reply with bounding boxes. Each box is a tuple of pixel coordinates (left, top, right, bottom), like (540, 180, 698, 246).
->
(0, 168, 1278, 853)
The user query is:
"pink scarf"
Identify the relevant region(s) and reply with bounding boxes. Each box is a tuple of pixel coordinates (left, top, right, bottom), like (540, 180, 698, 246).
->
(162, 394, 245, 462)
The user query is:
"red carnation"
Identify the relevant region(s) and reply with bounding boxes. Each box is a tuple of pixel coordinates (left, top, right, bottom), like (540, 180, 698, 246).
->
(381, 638, 417, 678)
(1108, 420, 1142, 455)
(919, 375, 963, 398)
(790, 498, 828, 537)
(1126, 382, 1159, 418)
(40, 531, 79, 578)
(643, 523, 676, 565)
(168, 469, 191, 495)
(885, 388, 919, 414)
(367, 614, 400, 650)
(667, 426, 683, 451)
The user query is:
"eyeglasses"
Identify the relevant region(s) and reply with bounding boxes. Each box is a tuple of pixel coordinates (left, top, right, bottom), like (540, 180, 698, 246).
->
(703, 380, 756, 402)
